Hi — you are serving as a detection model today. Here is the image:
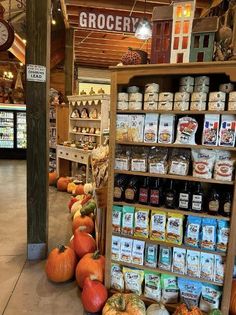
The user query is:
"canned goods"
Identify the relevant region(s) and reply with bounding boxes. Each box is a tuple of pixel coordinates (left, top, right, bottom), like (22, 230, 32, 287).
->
(144, 101, 158, 110)
(158, 101, 173, 111)
(190, 101, 207, 111)
(118, 93, 128, 102)
(209, 92, 226, 102)
(117, 101, 129, 110)
(195, 76, 210, 86)
(208, 101, 225, 111)
(174, 101, 189, 111)
(174, 92, 190, 102)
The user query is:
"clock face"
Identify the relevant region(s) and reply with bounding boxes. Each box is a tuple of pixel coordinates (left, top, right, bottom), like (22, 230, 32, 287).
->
(0, 21, 8, 46)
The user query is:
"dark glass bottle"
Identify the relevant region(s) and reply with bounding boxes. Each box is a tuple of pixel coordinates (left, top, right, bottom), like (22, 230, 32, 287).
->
(124, 177, 140, 203)
(178, 181, 191, 210)
(149, 178, 162, 207)
(113, 175, 127, 201)
(222, 191, 232, 217)
(139, 177, 149, 205)
(165, 180, 176, 209)
(191, 182, 204, 212)
(207, 187, 220, 215)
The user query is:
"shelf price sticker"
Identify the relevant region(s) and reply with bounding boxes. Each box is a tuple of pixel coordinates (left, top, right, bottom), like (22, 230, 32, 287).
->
(26, 64, 46, 82)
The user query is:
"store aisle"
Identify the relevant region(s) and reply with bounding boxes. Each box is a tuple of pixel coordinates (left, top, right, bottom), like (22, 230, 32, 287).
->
(0, 160, 84, 315)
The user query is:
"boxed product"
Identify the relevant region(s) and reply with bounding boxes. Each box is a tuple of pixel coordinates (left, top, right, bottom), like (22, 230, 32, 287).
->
(158, 101, 173, 111)
(228, 101, 236, 111)
(121, 206, 135, 236)
(200, 284, 222, 312)
(144, 92, 159, 102)
(219, 115, 236, 147)
(127, 115, 145, 142)
(166, 213, 184, 245)
(150, 210, 166, 241)
(144, 101, 158, 110)
(161, 274, 179, 304)
(144, 114, 159, 143)
(195, 76, 210, 86)
(159, 92, 174, 102)
(200, 253, 214, 281)
(178, 278, 202, 309)
(180, 85, 194, 93)
(184, 216, 202, 248)
(219, 83, 234, 93)
(112, 205, 122, 233)
(229, 91, 236, 102)
(214, 255, 225, 284)
(117, 101, 129, 110)
(214, 151, 234, 182)
(145, 83, 159, 93)
(120, 237, 133, 263)
(194, 85, 209, 93)
(174, 101, 189, 111)
(129, 92, 143, 102)
(111, 264, 124, 292)
(132, 239, 145, 265)
(145, 243, 158, 268)
(190, 101, 206, 111)
(144, 272, 161, 302)
(158, 114, 175, 144)
(201, 218, 217, 251)
(180, 76, 194, 86)
(118, 92, 128, 102)
(134, 208, 150, 238)
(174, 92, 190, 102)
(128, 101, 142, 110)
(123, 267, 144, 295)
(172, 247, 186, 275)
(111, 236, 121, 261)
(116, 115, 129, 141)
(186, 250, 200, 277)
(191, 92, 207, 102)
(202, 114, 220, 146)
(208, 101, 225, 111)
(175, 117, 198, 145)
(209, 91, 226, 102)
(158, 246, 172, 271)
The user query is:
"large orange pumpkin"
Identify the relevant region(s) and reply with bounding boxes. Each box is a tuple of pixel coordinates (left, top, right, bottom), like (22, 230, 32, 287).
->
(74, 184, 85, 195)
(57, 177, 71, 192)
(45, 245, 77, 283)
(72, 215, 94, 234)
(76, 251, 105, 288)
(49, 171, 57, 186)
(230, 279, 236, 314)
(73, 228, 96, 258)
(102, 293, 146, 315)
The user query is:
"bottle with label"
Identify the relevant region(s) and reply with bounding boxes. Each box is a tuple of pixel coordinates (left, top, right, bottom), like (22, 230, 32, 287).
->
(164, 180, 176, 209)
(207, 187, 220, 215)
(139, 177, 149, 205)
(191, 182, 204, 212)
(149, 178, 162, 207)
(222, 191, 232, 217)
(178, 181, 191, 210)
(113, 175, 127, 201)
(124, 177, 140, 203)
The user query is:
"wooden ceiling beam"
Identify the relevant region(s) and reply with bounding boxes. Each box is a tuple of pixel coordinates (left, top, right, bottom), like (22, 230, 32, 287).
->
(75, 35, 149, 44)
(75, 37, 150, 46)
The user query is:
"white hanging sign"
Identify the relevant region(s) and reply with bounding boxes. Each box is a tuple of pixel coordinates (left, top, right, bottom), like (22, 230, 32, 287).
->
(26, 64, 46, 82)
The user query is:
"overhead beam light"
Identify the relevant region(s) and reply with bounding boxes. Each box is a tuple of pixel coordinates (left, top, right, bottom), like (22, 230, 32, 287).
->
(134, 0, 152, 40)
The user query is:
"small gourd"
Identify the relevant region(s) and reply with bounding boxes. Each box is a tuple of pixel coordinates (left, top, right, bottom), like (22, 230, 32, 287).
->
(147, 303, 170, 315)
(84, 183, 93, 194)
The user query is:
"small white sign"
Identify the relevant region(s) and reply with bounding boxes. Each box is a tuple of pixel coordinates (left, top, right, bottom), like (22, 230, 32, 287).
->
(26, 64, 46, 82)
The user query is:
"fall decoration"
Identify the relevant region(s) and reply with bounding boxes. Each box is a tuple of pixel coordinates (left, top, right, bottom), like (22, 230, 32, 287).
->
(76, 251, 105, 288)
(147, 303, 170, 315)
(57, 177, 71, 192)
(68, 197, 78, 211)
(71, 201, 83, 216)
(84, 183, 93, 195)
(72, 214, 94, 234)
(67, 182, 77, 194)
(208, 310, 222, 315)
(82, 277, 108, 313)
(49, 171, 57, 186)
(80, 201, 96, 216)
(230, 279, 236, 315)
(121, 48, 142, 65)
(45, 245, 77, 283)
(173, 304, 203, 315)
(73, 228, 96, 258)
(102, 293, 146, 315)
(74, 184, 84, 195)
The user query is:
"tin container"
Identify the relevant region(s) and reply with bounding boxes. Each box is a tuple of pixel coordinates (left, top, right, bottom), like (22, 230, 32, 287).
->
(180, 76, 194, 86)
(128, 101, 142, 110)
(174, 101, 189, 111)
(209, 92, 226, 102)
(144, 92, 159, 102)
(145, 83, 159, 93)
(144, 101, 158, 110)
(174, 92, 190, 102)
(229, 92, 236, 102)
(127, 86, 140, 93)
(208, 101, 225, 111)
(219, 83, 234, 93)
(129, 92, 143, 102)
(118, 93, 128, 102)
(158, 101, 173, 111)
(228, 102, 236, 111)
(117, 101, 129, 111)
(190, 101, 207, 111)
(194, 85, 210, 93)
(195, 76, 210, 86)
(191, 92, 207, 102)
(179, 85, 194, 93)
(159, 92, 174, 102)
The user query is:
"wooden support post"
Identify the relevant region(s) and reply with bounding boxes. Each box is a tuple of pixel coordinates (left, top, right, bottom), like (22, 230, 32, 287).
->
(26, 0, 51, 260)
(65, 28, 75, 96)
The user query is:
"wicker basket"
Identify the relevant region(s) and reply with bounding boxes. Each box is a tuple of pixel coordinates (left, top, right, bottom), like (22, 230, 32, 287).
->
(94, 186, 107, 255)
(95, 186, 107, 209)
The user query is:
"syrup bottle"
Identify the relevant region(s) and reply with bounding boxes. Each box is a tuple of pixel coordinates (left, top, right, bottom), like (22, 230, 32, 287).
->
(178, 181, 191, 210)
(139, 177, 149, 205)
(191, 182, 204, 212)
(149, 178, 162, 207)
(165, 180, 176, 209)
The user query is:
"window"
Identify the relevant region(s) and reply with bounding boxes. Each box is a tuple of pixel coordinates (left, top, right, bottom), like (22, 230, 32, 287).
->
(194, 35, 200, 48)
(183, 21, 190, 34)
(174, 37, 179, 50)
(197, 52, 204, 62)
(175, 21, 181, 34)
(177, 53, 184, 63)
(182, 36, 188, 49)
(176, 6, 182, 18)
(203, 35, 210, 48)
(184, 4, 191, 17)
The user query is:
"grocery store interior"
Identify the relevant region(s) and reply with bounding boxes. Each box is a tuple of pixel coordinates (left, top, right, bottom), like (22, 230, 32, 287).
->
(1, 0, 236, 315)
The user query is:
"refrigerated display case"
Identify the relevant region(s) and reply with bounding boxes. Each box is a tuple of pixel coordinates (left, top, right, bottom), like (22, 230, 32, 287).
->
(0, 104, 26, 158)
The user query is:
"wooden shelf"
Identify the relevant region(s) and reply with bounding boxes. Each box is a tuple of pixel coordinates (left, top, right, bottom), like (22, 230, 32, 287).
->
(116, 141, 236, 151)
(113, 201, 230, 221)
(111, 260, 223, 287)
(70, 118, 101, 121)
(70, 132, 100, 136)
(114, 170, 235, 185)
(67, 94, 110, 102)
(117, 110, 236, 115)
(112, 232, 226, 256)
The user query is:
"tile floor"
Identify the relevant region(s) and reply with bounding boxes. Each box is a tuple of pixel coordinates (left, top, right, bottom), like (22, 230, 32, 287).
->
(0, 160, 84, 315)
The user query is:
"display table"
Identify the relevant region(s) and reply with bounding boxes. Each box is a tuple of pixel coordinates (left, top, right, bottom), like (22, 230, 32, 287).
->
(56, 145, 91, 181)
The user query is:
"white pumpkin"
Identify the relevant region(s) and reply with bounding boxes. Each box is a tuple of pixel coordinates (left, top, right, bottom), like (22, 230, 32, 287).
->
(84, 183, 94, 195)
(71, 201, 83, 216)
(147, 304, 169, 315)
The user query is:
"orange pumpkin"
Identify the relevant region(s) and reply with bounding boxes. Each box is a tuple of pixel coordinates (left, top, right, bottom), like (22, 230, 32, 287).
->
(74, 184, 84, 195)
(72, 215, 94, 234)
(76, 251, 105, 288)
(45, 245, 77, 283)
(73, 228, 96, 259)
(67, 182, 77, 194)
(49, 171, 57, 186)
(57, 177, 71, 192)
(68, 197, 78, 212)
(230, 279, 236, 315)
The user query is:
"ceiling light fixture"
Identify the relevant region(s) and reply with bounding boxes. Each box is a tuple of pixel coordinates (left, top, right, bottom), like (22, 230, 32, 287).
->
(135, 0, 152, 40)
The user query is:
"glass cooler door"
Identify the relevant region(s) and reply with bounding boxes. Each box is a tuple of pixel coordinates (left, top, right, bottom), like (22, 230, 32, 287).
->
(16, 112, 27, 149)
(0, 111, 14, 148)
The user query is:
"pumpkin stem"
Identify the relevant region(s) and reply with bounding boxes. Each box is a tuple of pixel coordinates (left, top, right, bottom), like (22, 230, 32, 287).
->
(57, 245, 66, 253)
(92, 250, 100, 259)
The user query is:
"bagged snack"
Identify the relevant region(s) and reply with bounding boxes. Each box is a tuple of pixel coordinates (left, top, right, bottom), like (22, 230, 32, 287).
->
(158, 114, 175, 144)
(172, 247, 186, 275)
(123, 267, 144, 295)
(131, 148, 147, 172)
(145, 243, 158, 268)
(116, 114, 129, 141)
(184, 216, 202, 248)
(127, 115, 145, 142)
(214, 151, 234, 182)
(150, 210, 166, 241)
(214, 255, 225, 284)
(120, 237, 133, 263)
(186, 250, 200, 277)
(158, 246, 172, 271)
(161, 274, 179, 304)
(219, 115, 236, 147)
(169, 149, 190, 176)
(200, 253, 214, 281)
(201, 218, 217, 251)
(192, 149, 216, 179)
(115, 148, 130, 171)
(217, 220, 229, 252)
(166, 213, 184, 245)
(112, 206, 122, 233)
(144, 272, 161, 302)
(148, 147, 168, 174)
(202, 114, 220, 146)
(112, 236, 121, 261)
(178, 278, 202, 309)
(131, 240, 145, 265)
(175, 117, 198, 145)
(121, 206, 135, 236)
(111, 264, 124, 291)
(144, 114, 159, 143)
(200, 284, 222, 312)
(134, 208, 150, 239)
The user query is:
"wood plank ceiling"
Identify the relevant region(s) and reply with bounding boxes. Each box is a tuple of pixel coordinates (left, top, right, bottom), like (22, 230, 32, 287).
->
(62, 0, 211, 68)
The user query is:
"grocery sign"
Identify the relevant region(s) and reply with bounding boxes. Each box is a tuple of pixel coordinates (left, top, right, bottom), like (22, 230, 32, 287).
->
(78, 8, 143, 33)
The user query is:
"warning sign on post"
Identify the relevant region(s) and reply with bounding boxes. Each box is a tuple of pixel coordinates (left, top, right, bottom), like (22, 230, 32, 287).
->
(26, 64, 46, 82)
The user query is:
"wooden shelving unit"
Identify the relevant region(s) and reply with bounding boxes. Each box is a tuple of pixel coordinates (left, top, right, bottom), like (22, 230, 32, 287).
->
(105, 62, 236, 315)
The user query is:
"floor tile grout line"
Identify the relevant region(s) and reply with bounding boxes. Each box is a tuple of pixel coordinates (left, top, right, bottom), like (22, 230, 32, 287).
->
(2, 258, 27, 315)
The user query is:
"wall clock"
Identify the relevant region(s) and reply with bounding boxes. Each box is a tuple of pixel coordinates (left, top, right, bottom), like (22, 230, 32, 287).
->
(0, 5, 15, 52)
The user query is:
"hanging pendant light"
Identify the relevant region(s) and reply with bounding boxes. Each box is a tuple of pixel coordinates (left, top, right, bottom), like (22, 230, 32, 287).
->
(135, 0, 152, 40)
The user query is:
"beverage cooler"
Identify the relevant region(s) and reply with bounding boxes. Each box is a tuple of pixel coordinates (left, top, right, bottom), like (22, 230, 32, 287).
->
(0, 104, 26, 159)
